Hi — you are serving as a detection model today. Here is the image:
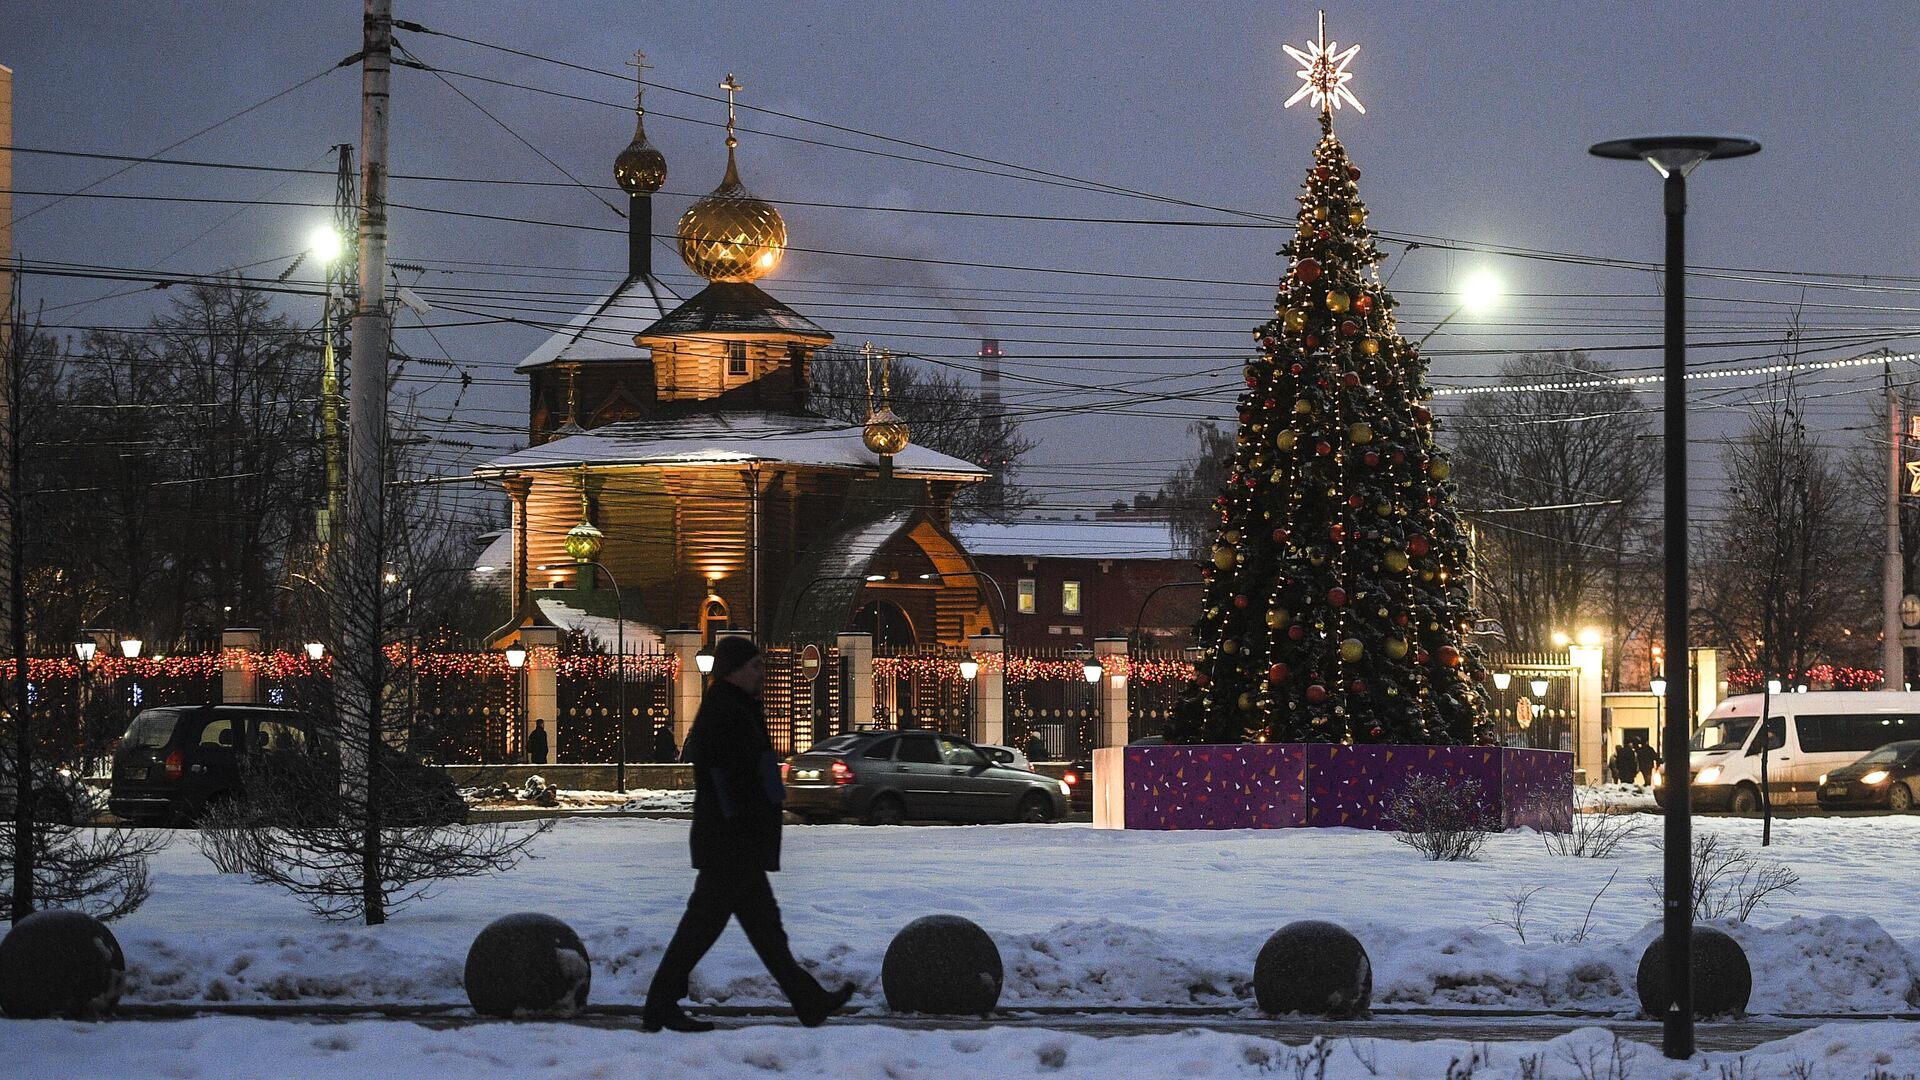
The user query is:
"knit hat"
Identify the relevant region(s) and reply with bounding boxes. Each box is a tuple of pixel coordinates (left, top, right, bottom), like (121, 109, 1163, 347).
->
(709, 635, 762, 680)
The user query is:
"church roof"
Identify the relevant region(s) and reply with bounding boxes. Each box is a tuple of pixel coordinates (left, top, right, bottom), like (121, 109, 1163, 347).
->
(638, 280, 831, 343)
(474, 408, 988, 480)
(516, 275, 675, 372)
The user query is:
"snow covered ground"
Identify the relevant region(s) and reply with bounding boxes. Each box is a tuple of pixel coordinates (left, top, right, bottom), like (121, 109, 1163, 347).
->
(91, 812, 1920, 1016)
(12, 1017, 1920, 1079)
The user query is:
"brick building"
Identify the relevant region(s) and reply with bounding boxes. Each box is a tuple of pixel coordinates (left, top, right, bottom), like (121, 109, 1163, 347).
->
(950, 518, 1200, 651)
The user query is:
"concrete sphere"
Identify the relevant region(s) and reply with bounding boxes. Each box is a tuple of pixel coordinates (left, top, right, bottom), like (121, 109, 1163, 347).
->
(463, 913, 591, 1017)
(881, 915, 1003, 1015)
(0, 909, 126, 1018)
(1636, 926, 1752, 1018)
(1253, 919, 1372, 1018)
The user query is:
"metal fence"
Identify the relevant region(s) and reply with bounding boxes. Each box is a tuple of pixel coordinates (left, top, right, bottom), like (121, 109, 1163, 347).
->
(873, 645, 974, 742)
(1484, 650, 1579, 753)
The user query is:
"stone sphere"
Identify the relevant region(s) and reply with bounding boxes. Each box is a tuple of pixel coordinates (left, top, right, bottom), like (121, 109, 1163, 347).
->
(882, 915, 1002, 1015)
(463, 913, 591, 1018)
(0, 909, 126, 1018)
(1636, 926, 1752, 1018)
(1253, 920, 1372, 1018)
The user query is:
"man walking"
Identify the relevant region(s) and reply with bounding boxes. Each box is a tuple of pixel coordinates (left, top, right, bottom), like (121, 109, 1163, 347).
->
(643, 637, 854, 1033)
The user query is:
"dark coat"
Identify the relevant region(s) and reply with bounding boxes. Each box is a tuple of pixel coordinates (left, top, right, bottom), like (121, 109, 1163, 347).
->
(684, 680, 785, 872)
(528, 725, 549, 764)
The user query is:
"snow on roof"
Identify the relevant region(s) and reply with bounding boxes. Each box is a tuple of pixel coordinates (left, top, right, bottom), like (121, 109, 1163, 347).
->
(533, 595, 664, 655)
(470, 529, 512, 590)
(516, 276, 672, 371)
(476, 410, 988, 480)
(951, 517, 1187, 559)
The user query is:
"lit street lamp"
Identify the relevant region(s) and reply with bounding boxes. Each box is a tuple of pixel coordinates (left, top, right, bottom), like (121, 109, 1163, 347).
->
(1415, 270, 1500, 348)
(958, 656, 980, 742)
(694, 646, 715, 675)
(504, 645, 528, 764)
(1591, 131, 1761, 1062)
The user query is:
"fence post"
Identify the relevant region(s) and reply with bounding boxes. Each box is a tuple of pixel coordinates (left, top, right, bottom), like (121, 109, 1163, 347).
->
(522, 625, 561, 765)
(220, 628, 262, 704)
(1568, 643, 1605, 785)
(664, 628, 703, 750)
(968, 633, 1004, 747)
(837, 631, 873, 731)
(1095, 637, 1129, 748)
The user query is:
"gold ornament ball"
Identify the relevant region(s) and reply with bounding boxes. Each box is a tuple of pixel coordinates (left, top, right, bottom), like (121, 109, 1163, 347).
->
(1274, 430, 1298, 452)
(1349, 422, 1373, 445)
(1293, 399, 1313, 415)
(1360, 338, 1380, 356)
(1325, 290, 1351, 313)
(1347, 207, 1367, 225)
(1222, 640, 1239, 655)
(1212, 545, 1236, 570)
(1283, 308, 1309, 332)
(1266, 607, 1291, 629)
(1384, 637, 1409, 659)
(1269, 469, 1286, 482)
(1237, 692, 1254, 711)
(1429, 459, 1452, 481)
(1312, 206, 1329, 221)
(1383, 549, 1409, 573)
(1224, 529, 1241, 544)
(1339, 638, 1364, 663)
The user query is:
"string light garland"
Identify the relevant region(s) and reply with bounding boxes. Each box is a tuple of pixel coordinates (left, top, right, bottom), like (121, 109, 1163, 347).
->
(872, 655, 1197, 684)
(1432, 350, 1920, 398)
(9, 648, 679, 683)
(1726, 665, 1882, 693)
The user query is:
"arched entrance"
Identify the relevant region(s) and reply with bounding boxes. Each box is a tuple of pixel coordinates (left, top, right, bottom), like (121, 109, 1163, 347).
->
(854, 599, 918, 724)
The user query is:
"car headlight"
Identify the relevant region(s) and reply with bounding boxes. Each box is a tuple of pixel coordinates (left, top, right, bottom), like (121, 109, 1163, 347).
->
(1057, 780, 1071, 796)
(1818, 773, 1828, 786)
(1695, 765, 1723, 785)
(1861, 770, 1890, 785)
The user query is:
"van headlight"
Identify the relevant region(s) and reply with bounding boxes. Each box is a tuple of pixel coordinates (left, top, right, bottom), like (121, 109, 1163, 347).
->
(1861, 770, 1890, 785)
(1695, 765, 1723, 785)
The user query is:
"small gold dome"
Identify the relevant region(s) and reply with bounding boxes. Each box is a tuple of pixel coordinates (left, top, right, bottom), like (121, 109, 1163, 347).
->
(614, 114, 667, 194)
(863, 407, 910, 457)
(564, 520, 605, 563)
(678, 151, 787, 282)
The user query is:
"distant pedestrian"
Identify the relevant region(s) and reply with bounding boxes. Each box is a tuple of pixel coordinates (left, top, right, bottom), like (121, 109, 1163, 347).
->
(642, 637, 854, 1034)
(1611, 743, 1636, 785)
(527, 718, 549, 766)
(1633, 740, 1661, 786)
(654, 722, 679, 764)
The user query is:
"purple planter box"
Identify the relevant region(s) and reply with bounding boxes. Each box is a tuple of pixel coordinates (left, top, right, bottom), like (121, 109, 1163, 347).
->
(1093, 744, 1572, 832)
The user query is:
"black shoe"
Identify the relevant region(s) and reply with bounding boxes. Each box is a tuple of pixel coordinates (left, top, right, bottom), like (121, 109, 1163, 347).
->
(641, 1003, 715, 1033)
(797, 982, 856, 1028)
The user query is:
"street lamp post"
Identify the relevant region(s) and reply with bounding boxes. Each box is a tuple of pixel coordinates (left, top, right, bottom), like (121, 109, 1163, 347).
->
(538, 560, 628, 792)
(958, 655, 980, 743)
(73, 639, 98, 775)
(1080, 654, 1103, 757)
(1591, 131, 1761, 1061)
(119, 637, 143, 734)
(1130, 580, 1209, 647)
(504, 645, 528, 763)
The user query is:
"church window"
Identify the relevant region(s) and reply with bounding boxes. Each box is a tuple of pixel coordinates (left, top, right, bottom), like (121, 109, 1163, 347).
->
(727, 342, 749, 377)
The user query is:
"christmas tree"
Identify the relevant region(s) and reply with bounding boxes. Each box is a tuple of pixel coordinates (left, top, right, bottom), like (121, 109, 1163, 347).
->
(1172, 19, 1489, 746)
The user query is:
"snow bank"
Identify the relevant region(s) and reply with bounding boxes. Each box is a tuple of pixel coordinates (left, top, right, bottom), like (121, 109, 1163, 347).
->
(10, 1017, 1920, 1080)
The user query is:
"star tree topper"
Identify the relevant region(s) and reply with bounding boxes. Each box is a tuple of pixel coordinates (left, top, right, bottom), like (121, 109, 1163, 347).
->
(1283, 10, 1364, 115)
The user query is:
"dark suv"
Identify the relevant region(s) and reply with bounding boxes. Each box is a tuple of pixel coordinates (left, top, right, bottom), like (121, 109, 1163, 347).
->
(108, 705, 463, 827)
(783, 729, 1069, 825)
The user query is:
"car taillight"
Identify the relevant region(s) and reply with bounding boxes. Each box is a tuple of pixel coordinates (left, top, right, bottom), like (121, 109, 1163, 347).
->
(830, 760, 854, 785)
(163, 749, 185, 781)
(1062, 771, 1079, 787)
(781, 762, 791, 781)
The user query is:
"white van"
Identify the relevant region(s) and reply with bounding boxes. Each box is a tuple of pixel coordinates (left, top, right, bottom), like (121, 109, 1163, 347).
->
(1653, 691, 1920, 813)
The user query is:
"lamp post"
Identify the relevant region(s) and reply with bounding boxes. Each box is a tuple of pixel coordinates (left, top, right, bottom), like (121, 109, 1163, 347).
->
(1130, 580, 1209, 647)
(958, 655, 980, 743)
(74, 638, 98, 774)
(539, 560, 628, 792)
(504, 644, 528, 763)
(694, 645, 715, 676)
(1591, 131, 1761, 1061)
(1081, 654, 1102, 758)
(119, 637, 142, 733)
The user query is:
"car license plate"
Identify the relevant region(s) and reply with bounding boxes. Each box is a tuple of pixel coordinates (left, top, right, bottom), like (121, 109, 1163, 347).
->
(1824, 784, 1847, 797)
(793, 769, 819, 780)
(123, 768, 147, 781)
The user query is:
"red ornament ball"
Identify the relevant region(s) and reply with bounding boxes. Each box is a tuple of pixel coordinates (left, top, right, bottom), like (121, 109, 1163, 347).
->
(1315, 440, 1333, 457)
(1406, 536, 1430, 556)
(1327, 587, 1348, 608)
(1305, 683, 1329, 703)
(1349, 679, 1367, 694)
(1271, 527, 1291, 543)
(1425, 493, 1439, 507)
(1289, 362, 1304, 376)
(1348, 165, 1361, 179)
(1363, 451, 1381, 468)
(1353, 294, 1374, 314)
(1304, 334, 1321, 349)
(1415, 649, 1430, 665)
(1340, 320, 1361, 337)
(1296, 257, 1322, 283)
(1369, 726, 1384, 738)
(1413, 405, 1434, 425)
(1317, 228, 1331, 241)
(1347, 494, 1364, 509)
(1233, 594, 1250, 609)
(1391, 450, 1406, 466)
(1287, 624, 1307, 641)
(1328, 523, 1347, 542)
(1268, 663, 1290, 684)
(1315, 165, 1331, 180)
(1438, 645, 1462, 667)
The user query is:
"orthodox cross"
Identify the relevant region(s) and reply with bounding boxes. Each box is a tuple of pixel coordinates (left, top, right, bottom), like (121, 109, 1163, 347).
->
(720, 72, 745, 148)
(626, 49, 652, 111)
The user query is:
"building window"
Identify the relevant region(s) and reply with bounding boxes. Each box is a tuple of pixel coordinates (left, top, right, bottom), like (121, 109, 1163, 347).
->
(1061, 580, 1082, 615)
(727, 342, 749, 377)
(1016, 579, 1036, 615)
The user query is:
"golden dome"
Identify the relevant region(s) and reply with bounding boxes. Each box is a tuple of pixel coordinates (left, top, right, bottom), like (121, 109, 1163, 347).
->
(863, 406, 911, 457)
(614, 112, 667, 194)
(677, 150, 787, 282)
(564, 520, 604, 563)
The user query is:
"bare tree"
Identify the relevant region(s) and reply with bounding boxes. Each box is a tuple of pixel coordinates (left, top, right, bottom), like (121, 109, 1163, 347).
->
(1155, 421, 1235, 560)
(1697, 375, 1876, 674)
(808, 346, 1035, 521)
(1448, 352, 1661, 656)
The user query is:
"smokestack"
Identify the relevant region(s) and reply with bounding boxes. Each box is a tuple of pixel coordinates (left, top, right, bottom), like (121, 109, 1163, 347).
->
(978, 338, 1002, 411)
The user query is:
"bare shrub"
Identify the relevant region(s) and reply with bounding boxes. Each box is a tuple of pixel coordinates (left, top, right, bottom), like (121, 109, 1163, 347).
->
(1646, 832, 1801, 921)
(193, 752, 549, 922)
(1385, 775, 1497, 861)
(1487, 885, 1545, 944)
(1, 762, 167, 920)
(1543, 805, 1645, 858)
(1551, 869, 1619, 947)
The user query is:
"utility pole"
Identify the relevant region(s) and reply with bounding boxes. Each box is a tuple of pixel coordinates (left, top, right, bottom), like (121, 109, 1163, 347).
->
(1885, 361, 1904, 691)
(336, 0, 393, 925)
(318, 144, 356, 547)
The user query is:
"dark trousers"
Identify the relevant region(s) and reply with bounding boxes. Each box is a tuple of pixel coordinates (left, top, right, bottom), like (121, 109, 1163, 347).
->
(646, 868, 823, 1010)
